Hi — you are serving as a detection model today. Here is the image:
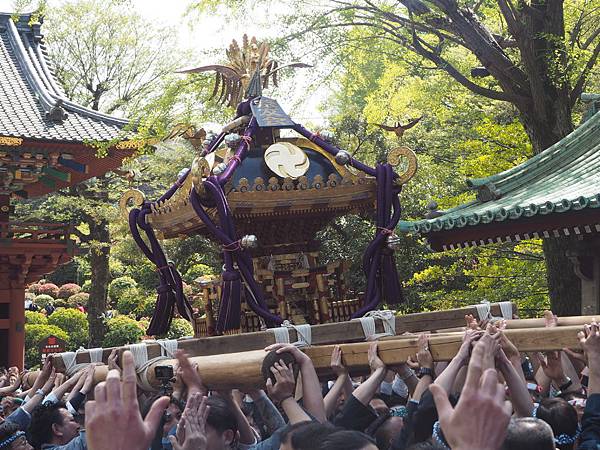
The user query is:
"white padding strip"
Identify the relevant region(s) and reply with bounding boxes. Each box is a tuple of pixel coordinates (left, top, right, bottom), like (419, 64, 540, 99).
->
(88, 348, 103, 363)
(354, 310, 396, 341)
(271, 326, 291, 344)
(157, 339, 178, 357)
(475, 302, 491, 321)
(499, 301, 513, 319)
(129, 342, 149, 368)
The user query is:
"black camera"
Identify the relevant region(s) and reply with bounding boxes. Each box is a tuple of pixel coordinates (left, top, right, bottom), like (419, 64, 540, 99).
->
(154, 365, 174, 382)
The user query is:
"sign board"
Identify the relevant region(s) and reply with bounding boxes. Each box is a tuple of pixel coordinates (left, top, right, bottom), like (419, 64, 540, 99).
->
(38, 335, 67, 362)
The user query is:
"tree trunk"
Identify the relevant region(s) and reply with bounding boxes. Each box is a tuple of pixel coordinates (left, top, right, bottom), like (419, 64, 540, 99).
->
(87, 219, 110, 347)
(521, 107, 581, 316)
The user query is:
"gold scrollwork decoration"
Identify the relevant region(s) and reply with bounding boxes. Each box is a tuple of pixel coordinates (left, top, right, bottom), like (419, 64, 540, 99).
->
(119, 189, 146, 220)
(0, 136, 23, 147)
(191, 157, 211, 195)
(387, 146, 418, 185)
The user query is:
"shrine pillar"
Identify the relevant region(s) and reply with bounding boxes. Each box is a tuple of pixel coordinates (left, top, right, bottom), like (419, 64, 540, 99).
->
(0, 278, 25, 368)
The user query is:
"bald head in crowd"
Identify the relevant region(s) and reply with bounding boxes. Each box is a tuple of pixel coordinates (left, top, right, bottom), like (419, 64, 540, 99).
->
(501, 417, 556, 450)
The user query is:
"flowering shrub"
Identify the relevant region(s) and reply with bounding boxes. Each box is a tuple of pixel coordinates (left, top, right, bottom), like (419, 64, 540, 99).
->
(103, 315, 144, 347)
(67, 292, 90, 307)
(57, 283, 81, 299)
(38, 283, 59, 298)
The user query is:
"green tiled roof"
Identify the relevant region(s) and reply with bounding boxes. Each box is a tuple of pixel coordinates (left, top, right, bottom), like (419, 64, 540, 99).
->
(399, 110, 600, 236)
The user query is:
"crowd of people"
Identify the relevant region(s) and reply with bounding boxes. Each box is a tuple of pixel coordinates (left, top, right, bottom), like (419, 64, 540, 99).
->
(1, 311, 600, 450)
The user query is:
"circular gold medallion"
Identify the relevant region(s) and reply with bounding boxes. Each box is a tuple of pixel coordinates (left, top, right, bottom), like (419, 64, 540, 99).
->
(119, 189, 146, 220)
(387, 146, 418, 185)
(264, 142, 310, 179)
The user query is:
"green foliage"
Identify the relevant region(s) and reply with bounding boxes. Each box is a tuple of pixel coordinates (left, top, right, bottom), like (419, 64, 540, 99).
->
(108, 276, 138, 301)
(33, 294, 54, 307)
(48, 308, 90, 349)
(67, 292, 90, 307)
(135, 296, 156, 319)
(115, 287, 142, 316)
(159, 318, 194, 340)
(57, 283, 81, 299)
(38, 283, 59, 298)
(25, 324, 69, 368)
(183, 263, 215, 283)
(102, 316, 145, 347)
(25, 311, 48, 325)
(81, 280, 92, 293)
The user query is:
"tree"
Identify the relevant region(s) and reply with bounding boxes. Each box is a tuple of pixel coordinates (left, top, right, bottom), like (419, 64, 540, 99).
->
(251, 0, 600, 315)
(44, 0, 178, 115)
(16, 0, 182, 346)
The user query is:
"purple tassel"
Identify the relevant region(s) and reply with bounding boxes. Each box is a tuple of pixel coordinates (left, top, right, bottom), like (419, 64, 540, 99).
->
(147, 282, 175, 335)
(216, 270, 242, 332)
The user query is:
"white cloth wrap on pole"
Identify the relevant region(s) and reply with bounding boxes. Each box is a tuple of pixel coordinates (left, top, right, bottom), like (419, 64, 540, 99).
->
(88, 348, 103, 363)
(61, 350, 88, 377)
(129, 341, 178, 392)
(474, 300, 513, 323)
(499, 301, 513, 319)
(269, 321, 312, 348)
(353, 310, 396, 341)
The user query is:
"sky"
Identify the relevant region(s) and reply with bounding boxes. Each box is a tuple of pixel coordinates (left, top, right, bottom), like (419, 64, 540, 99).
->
(0, 0, 331, 125)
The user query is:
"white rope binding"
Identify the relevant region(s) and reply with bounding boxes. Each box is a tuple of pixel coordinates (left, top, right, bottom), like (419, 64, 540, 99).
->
(353, 310, 396, 341)
(474, 300, 513, 323)
(269, 321, 312, 347)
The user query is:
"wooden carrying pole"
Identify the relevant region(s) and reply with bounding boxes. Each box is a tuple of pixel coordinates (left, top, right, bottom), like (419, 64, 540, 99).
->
(52, 325, 582, 391)
(52, 302, 516, 373)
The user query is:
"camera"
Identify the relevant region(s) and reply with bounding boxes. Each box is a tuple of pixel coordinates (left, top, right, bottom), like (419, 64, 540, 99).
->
(154, 365, 174, 382)
(154, 365, 174, 397)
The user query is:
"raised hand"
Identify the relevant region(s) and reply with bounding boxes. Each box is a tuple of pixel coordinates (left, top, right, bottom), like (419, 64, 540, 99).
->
(416, 333, 433, 370)
(579, 321, 600, 395)
(169, 393, 209, 450)
(544, 310, 558, 328)
(175, 350, 207, 396)
(330, 345, 347, 376)
(107, 349, 121, 374)
(81, 365, 96, 395)
(266, 360, 296, 404)
(430, 338, 511, 450)
(368, 341, 386, 373)
(85, 351, 170, 450)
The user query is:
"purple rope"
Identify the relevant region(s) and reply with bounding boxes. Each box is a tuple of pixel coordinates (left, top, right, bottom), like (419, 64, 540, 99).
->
(189, 181, 283, 331)
(292, 124, 377, 177)
(217, 118, 258, 185)
(352, 164, 404, 318)
(128, 206, 194, 335)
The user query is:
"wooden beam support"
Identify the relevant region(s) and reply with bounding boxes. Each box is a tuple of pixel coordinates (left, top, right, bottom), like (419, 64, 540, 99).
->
(51, 303, 516, 372)
(505, 315, 600, 328)
(51, 324, 582, 391)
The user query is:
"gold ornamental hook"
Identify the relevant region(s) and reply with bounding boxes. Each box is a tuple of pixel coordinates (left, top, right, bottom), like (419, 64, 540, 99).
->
(119, 189, 146, 220)
(387, 146, 418, 185)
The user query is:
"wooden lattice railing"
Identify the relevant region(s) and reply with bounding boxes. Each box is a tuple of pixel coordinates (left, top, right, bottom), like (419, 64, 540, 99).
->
(0, 222, 71, 241)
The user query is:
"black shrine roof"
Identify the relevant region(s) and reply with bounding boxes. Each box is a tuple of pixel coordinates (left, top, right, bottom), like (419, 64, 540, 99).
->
(0, 12, 127, 143)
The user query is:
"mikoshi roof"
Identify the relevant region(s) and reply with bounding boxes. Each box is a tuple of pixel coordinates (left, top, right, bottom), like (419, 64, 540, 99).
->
(0, 12, 133, 197)
(398, 110, 600, 251)
(0, 12, 127, 142)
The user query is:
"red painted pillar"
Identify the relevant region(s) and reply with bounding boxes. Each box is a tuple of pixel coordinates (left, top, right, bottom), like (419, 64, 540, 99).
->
(8, 285, 25, 368)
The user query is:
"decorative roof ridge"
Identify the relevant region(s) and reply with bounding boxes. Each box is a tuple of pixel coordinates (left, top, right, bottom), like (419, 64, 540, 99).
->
(1, 13, 128, 129)
(466, 110, 600, 193)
